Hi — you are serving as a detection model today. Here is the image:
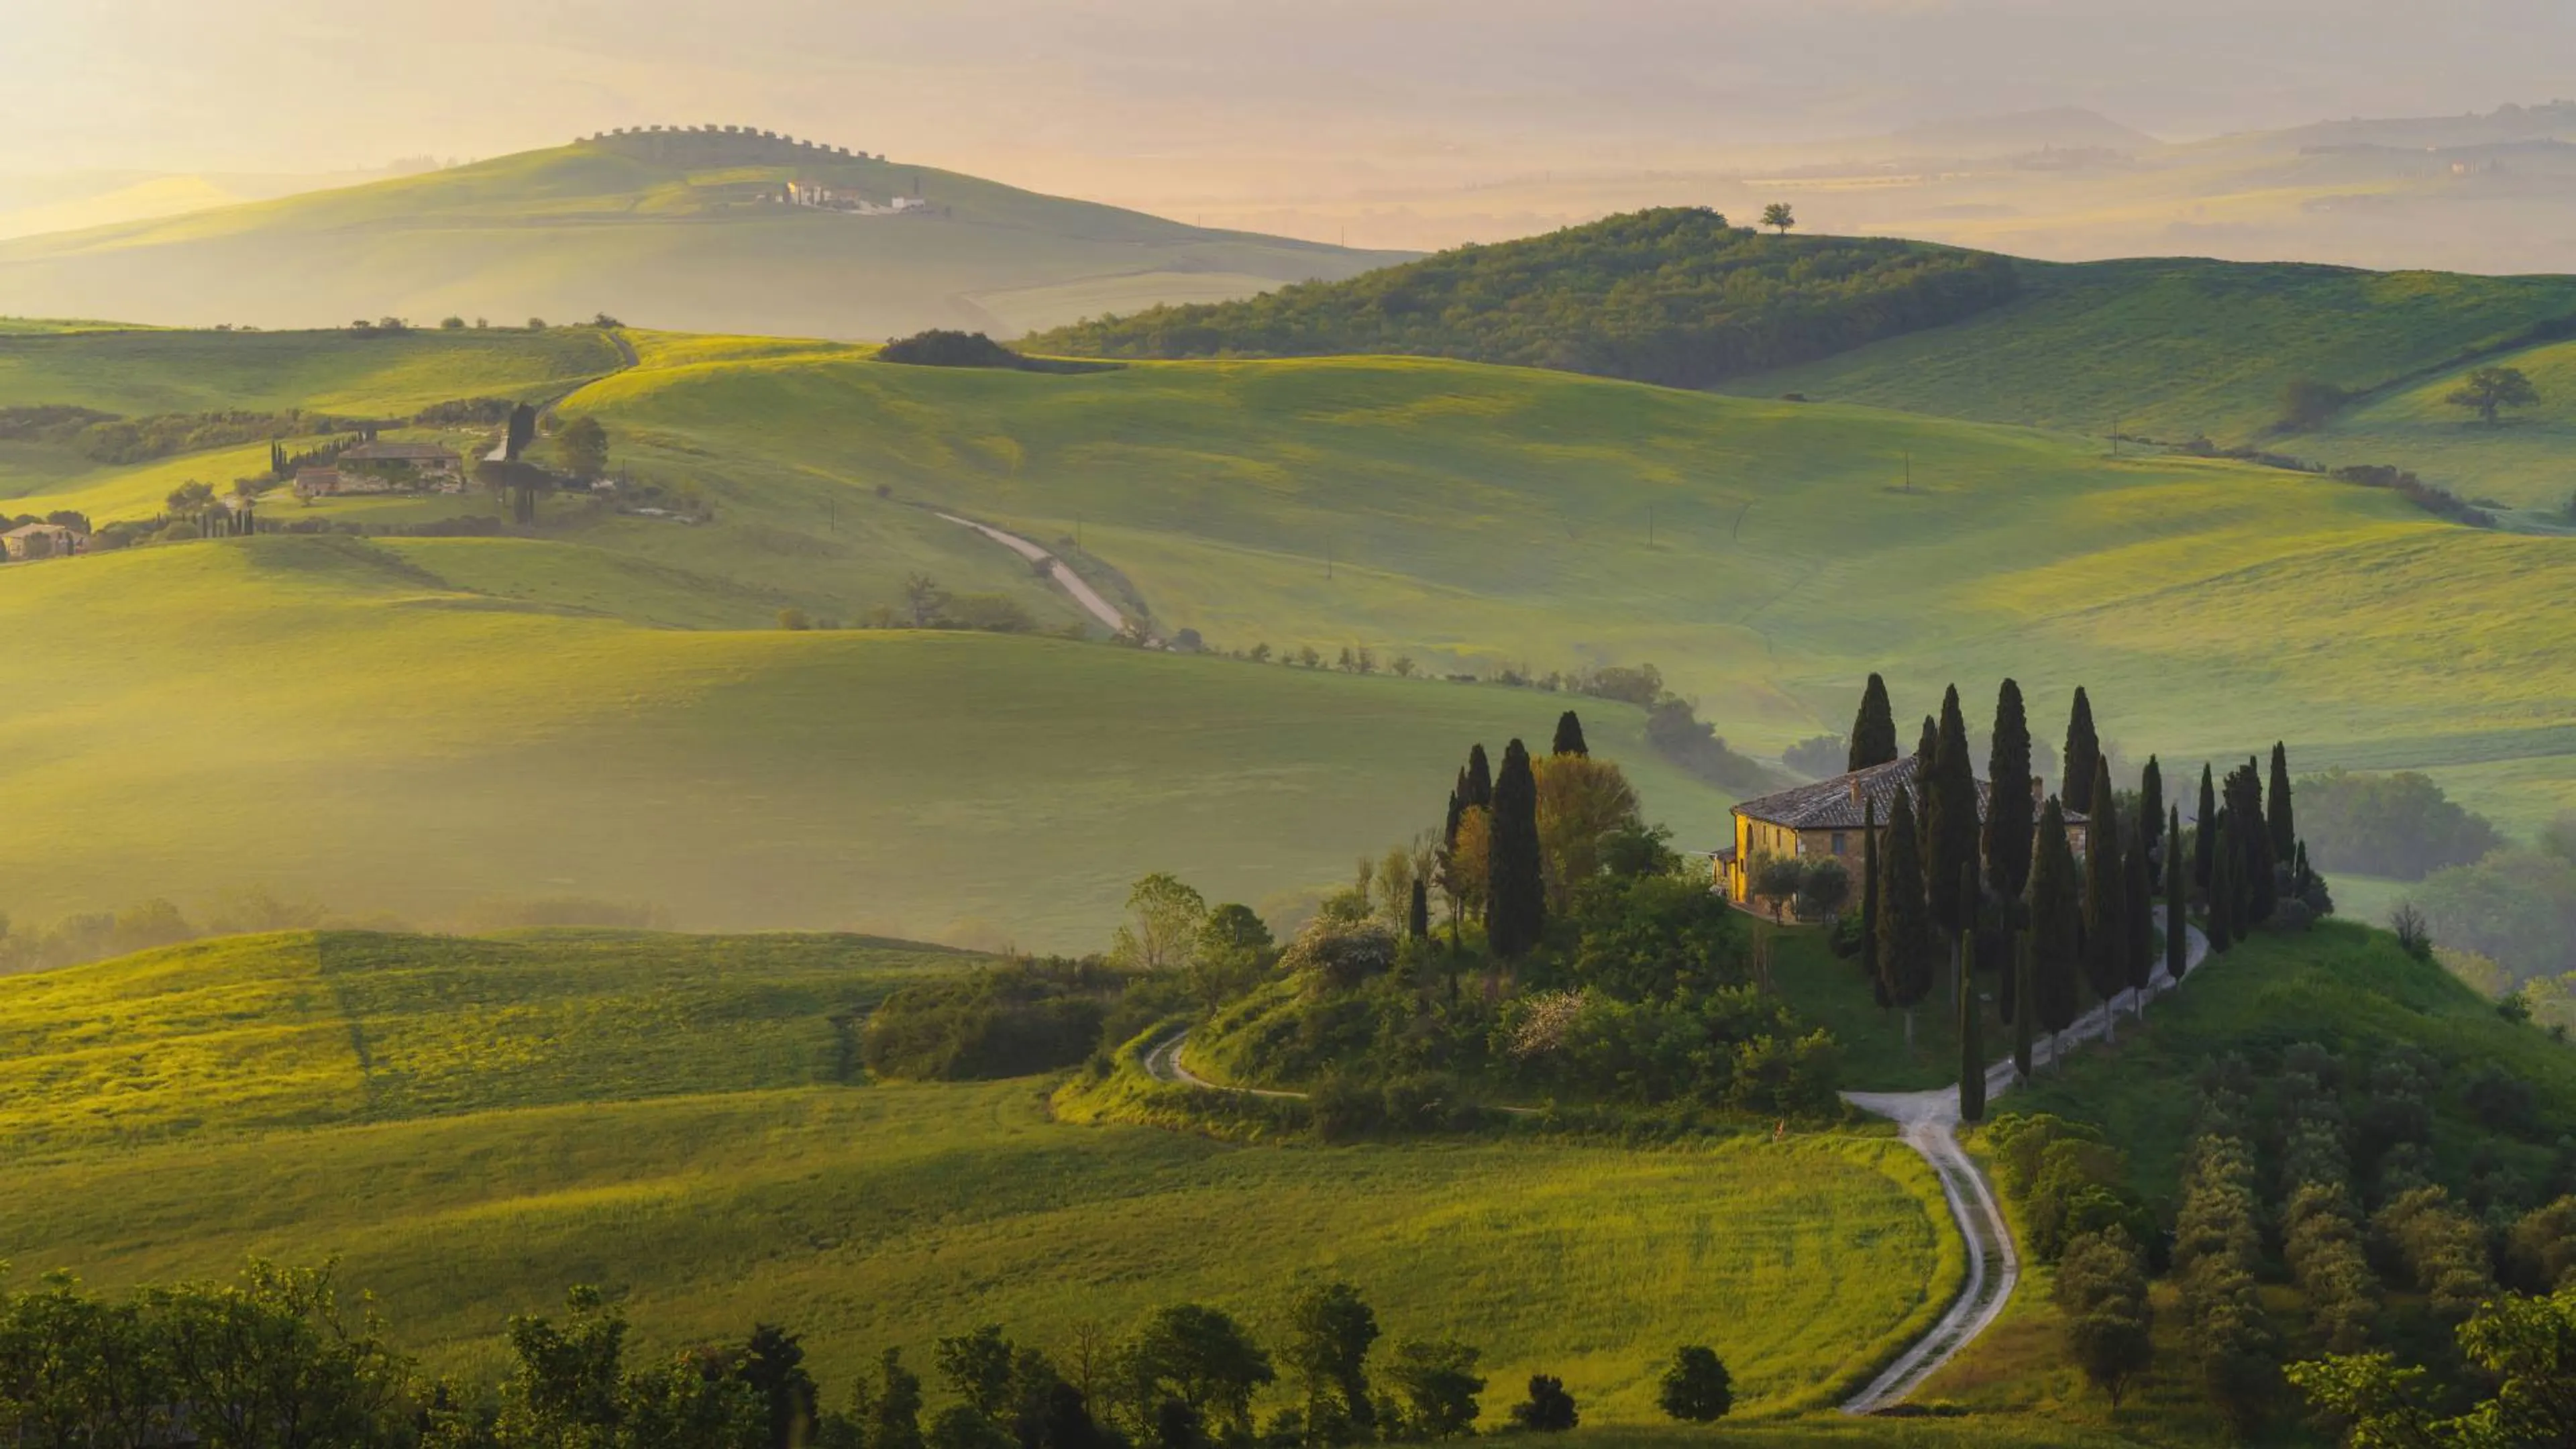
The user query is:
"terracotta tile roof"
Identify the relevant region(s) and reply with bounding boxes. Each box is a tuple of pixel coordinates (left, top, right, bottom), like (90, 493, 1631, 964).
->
(1733, 753, 2087, 830)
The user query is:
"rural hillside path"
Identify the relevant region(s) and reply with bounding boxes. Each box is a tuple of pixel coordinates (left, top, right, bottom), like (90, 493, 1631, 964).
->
(1837, 925, 2213, 1415)
(934, 512, 1131, 635)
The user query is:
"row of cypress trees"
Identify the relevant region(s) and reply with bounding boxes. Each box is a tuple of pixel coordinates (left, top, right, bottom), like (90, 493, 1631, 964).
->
(1438, 710, 1593, 962)
(1843, 675, 2314, 1116)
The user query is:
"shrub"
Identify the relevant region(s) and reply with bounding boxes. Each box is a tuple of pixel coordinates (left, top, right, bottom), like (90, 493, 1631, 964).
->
(1655, 1346, 1732, 1422)
(861, 961, 1118, 1080)
(1507, 1375, 1577, 1433)
(1279, 919, 1399, 994)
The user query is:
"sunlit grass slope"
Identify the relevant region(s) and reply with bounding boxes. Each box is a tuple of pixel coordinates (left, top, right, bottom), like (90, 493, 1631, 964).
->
(0, 535, 1730, 945)
(1724, 258, 2576, 445)
(0, 931, 1949, 1421)
(570, 347, 2576, 837)
(0, 141, 1406, 339)
(2312, 332, 2576, 514)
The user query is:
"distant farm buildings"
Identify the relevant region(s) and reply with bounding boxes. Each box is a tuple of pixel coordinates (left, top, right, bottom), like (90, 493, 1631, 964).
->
(4, 522, 88, 561)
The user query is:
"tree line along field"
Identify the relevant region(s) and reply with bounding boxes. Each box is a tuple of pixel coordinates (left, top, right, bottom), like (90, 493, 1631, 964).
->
(0, 928, 1954, 1424)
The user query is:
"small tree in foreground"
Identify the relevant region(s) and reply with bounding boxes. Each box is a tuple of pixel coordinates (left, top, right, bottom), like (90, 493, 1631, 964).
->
(1656, 1346, 1733, 1423)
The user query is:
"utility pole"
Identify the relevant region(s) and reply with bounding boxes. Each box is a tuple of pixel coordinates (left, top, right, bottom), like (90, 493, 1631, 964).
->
(1647, 505, 1655, 547)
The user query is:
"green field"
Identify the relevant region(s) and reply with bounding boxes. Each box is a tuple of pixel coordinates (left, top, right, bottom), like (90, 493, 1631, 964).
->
(1726, 259, 2576, 447)
(0, 138, 1406, 340)
(0, 536, 1736, 945)
(2310, 332, 2576, 515)
(0, 930, 1952, 1423)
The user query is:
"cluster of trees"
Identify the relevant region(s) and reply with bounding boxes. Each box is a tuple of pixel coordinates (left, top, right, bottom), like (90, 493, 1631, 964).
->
(2328, 463, 2495, 528)
(0, 1265, 1715, 1449)
(1814, 676, 2330, 1105)
(1170, 717, 1839, 1121)
(2408, 829, 2576, 986)
(875, 330, 1113, 375)
(1030, 209, 2023, 390)
(2298, 769, 2503, 880)
(862, 959, 1138, 1081)
(0, 405, 378, 468)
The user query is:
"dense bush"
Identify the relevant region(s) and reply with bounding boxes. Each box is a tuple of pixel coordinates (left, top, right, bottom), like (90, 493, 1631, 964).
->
(861, 959, 1120, 1080)
(1033, 209, 2023, 390)
(2296, 769, 2501, 880)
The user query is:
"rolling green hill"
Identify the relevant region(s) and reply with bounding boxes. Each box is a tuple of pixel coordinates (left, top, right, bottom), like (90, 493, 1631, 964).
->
(0, 929, 1952, 1420)
(0, 133, 1407, 341)
(0, 535, 1735, 945)
(2306, 331, 2576, 516)
(1030, 209, 2022, 388)
(1724, 258, 2576, 445)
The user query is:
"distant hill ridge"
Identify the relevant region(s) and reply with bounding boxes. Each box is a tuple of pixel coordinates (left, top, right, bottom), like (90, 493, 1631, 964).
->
(1032, 208, 2023, 389)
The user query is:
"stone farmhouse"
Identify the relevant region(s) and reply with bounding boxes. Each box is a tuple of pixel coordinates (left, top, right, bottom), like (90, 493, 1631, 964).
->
(1716, 753, 2089, 908)
(3, 522, 87, 561)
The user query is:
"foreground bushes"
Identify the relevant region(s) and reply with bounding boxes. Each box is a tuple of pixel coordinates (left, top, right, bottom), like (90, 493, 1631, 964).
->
(862, 961, 1128, 1081)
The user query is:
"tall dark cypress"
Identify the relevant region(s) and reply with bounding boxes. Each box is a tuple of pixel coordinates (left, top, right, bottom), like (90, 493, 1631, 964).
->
(2062, 687, 2101, 813)
(1915, 714, 1939, 769)
(2139, 755, 2165, 867)
(1860, 796, 1880, 980)
(2206, 811, 2236, 953)
(2165, 806, 2188, 981)
(1983, 679, 2035, 902)
(1407, 876, 1430, 942)
(1464, 745, 1493, 809)
(2194, 763, 2218, 894)
(1442, 781, 1466, 853)
(1486, 739, 1544, 959)
(1925, 685, 1981, 938)
(1876, 786, 1937, 1043)
(1956, 864, 1986, 1122)
(2080, 756, 2127, 1026)
(1849, 674, 1900, 771)
(2123, 823, 2155, 1004)
(2012, 930, 2036, 1081)
(2029, 800, 2084, 1043)
(1552, 710, 1589, 758)
(2225, 759, 2277, 926)
(2267, 743, 2296, 860)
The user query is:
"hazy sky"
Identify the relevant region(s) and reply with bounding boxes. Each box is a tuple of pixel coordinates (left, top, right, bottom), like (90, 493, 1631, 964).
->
(7, 1, 2572, 203)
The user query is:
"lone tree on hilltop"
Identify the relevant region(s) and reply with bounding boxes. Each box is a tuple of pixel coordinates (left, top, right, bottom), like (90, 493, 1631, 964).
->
(2062, 687, 2101, 814)
(1657, 1347, 1733, 1423)
(1760, 202, 1796, 235)
(1984, 679, 2036, 901)
(1552, 710, 1589, 757)
(1849, 673, 1898, 770)
(2447, 364, 2539, 424)
(1876, 785, 1937, 1045)
(1487, 739, 1546, 959)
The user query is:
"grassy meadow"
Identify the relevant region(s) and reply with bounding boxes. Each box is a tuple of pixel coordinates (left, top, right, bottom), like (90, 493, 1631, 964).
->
(557, 345, 2576, 839)
(0, 535, 1735, 945)
(0, 930, 1953, 1424)
(2310, 332, 2576, 515)
(1724, 258, 2576, 446)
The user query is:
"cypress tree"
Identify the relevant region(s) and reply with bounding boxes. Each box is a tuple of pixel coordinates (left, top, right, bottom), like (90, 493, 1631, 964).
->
(2206, 812, 2235, 954)
(1552, 710, 1590, 758)
(1876, 786, 1937, 1045)
(1487, 739, 1544, 959)
(1442, 780, 1466, 853)
(2123, 823, 2155, 1010)
(1925, 685, 1981, 940)
(1984, 678, 2036, 901)
(2080, 755, 2127, 1030)
(2267, 742, 2296, 860)
(1956, 864, 1986, 1122)
(1915, 714, 1939, 769)
(2225, 759, 2276, 926)
(2194, 763, 2218, 895)
(1860, 796, 1880, 979)
(1546, 706, 1587, 757)
(1849, 673, 1899, 771)
(1465, 745, 1493, 809)
(2012, 929, 2036, 1081)
(2139, 755, 2165, 867)
(1408, 876, 1430, 941)
(2062, 688, 2101, 813)
(2030, 800, 2084, 1049)
(2165, 806, 2188, 981)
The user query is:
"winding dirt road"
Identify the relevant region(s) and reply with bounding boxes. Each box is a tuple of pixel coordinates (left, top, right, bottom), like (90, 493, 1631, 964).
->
(1837, 925, 2211, 1413)
(934, 512, 1132, 635)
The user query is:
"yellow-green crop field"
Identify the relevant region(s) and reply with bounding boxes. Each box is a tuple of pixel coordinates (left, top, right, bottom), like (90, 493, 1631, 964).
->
(0, 931, 1953, 1425)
